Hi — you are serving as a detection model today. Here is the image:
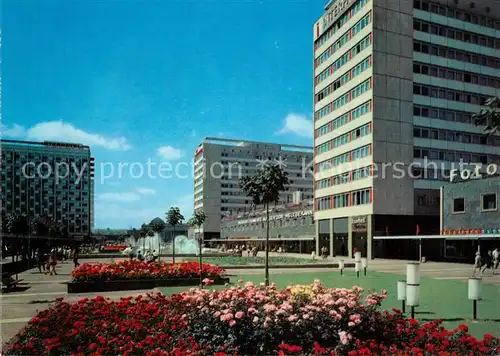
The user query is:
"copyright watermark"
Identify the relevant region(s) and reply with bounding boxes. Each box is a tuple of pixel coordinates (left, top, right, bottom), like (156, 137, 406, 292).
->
(18, 157, 500, 185)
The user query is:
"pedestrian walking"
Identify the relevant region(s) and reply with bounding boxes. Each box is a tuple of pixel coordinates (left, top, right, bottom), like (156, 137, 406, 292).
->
(480, 250, 494, 277)
(493, 247, 499, 273)
(472, 252, 482, 278)
(72, 248, 80, 268)
(49, 250, 58, 276)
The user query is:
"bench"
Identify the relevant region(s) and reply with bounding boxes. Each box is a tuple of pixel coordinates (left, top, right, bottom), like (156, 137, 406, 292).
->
(1, 273, 24, 291)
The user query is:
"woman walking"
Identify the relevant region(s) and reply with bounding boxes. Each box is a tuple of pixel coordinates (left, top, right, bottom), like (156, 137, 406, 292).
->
(49, 249, 58, 275)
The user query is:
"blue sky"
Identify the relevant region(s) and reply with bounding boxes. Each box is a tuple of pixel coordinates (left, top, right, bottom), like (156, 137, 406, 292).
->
(2, 0, 321, 229)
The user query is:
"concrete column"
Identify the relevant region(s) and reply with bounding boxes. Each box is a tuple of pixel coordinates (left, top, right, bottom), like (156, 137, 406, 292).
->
(329, 218, 334, 257)
(347, 216, 353, 258)
(367, 215, 373, 260)
(315, 219, 320, 255)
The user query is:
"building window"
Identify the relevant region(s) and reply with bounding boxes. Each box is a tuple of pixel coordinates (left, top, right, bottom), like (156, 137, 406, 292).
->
(452, 198, 465, 213)
(481, 193, 497, 211)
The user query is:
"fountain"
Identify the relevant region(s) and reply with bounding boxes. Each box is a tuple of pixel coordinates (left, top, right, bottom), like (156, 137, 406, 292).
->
(125, 234, 203, 255)
(122, 233, 233, 257)
(173, 235, 199, 254)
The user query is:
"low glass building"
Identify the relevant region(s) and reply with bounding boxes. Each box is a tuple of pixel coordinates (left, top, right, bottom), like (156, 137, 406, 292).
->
(219, 200, 315, 253)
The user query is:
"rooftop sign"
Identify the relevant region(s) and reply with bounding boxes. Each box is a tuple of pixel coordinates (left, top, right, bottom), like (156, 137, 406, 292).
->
(317, 0, 356, 39)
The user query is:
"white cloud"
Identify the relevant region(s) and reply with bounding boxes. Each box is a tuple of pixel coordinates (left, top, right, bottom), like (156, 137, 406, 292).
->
(98, 192, 141, 202)
(1, 121, 131, 151)
(2, 123, 26, 137)
(157, 145, 183, 160)
(136, 187, 156, 195)
(277, 113, 313, 138)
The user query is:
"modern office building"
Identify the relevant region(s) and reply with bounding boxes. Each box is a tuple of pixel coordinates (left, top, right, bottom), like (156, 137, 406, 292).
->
(313, 0, 500, 259)
(1, 139, 95, 239)
(193, 137, 314, 240)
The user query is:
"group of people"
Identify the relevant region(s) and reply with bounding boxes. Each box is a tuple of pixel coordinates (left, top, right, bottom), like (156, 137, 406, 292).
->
(132, 249, 159, 262)
(35, 247, 80, 275)
(472, 248, 499, 277)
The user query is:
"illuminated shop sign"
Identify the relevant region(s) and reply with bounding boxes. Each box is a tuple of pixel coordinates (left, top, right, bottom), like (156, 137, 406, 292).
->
(441, 228, 500, 235)
(449, 164, 499, 182)
(236, 210, 313, 225)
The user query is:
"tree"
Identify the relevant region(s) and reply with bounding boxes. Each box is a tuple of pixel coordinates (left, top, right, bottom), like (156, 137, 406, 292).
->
(166, 207, 184, 264)
(188, 210, 206, 287)
(150, 217, 166, 261)
(473, 96, 500, 136)
(4, 212, 30, 262)
(239, 164, 289, 286)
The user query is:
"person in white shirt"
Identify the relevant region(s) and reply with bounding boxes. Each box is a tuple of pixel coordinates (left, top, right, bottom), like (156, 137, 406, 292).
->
(152, 250, 159, 262)
(472, 252, 482, 278)
(493, 248, 499, 273)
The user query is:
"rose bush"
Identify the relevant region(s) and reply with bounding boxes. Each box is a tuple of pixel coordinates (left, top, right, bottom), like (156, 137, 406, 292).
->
(4, 280, 499, 355)
(71, 260, 226, 282)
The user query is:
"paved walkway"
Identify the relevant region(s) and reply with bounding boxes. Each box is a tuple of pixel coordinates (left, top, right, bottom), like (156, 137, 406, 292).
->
(1, 255, 499, 345)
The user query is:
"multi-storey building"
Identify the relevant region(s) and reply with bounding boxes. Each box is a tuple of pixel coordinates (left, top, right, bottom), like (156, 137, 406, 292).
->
(1, 139, 95, 238)
(313, 0, 500, 259)
(193, 137, 314, 240)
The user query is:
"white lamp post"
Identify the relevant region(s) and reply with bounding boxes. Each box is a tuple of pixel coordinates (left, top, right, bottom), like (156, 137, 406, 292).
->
(355, 261, 361, 278)
(406, 262, 420, 319)
(361, 258, 368, 276)
(397, 280, 407, 313)
(338, 260, 344, 275)
(468, 278, 482, 320)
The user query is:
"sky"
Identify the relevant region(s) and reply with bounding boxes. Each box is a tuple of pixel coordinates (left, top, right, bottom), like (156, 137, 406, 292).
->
(2, 0, 322, 229)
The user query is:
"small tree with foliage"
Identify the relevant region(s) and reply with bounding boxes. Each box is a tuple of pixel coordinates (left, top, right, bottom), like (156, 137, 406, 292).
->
(166, 207, 184, 263)
(188, 210, 207, 286)
(150, 217, 166, 261)
(240, 164, 289, 286)
(473, 96, 500, 136)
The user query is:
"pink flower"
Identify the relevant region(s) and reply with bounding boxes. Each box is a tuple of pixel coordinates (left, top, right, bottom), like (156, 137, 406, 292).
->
(229, 320, 236, 327)
(338, 331, 349, 345)
(235, 311, 245, 319)
(348, 322, 355, 327)
(220, 313, 233, 322)
(202, 278, 214, 285)
(252, 316, 259, 323)
(302, 314, 310, 320)
(213, 311, 221, 318)
(287, 314, 299, 322)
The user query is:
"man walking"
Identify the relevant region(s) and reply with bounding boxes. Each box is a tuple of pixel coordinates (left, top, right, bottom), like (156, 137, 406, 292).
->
(493, 247, 499, 273)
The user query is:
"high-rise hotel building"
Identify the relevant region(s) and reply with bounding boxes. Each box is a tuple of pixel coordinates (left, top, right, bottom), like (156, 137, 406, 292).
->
(193, 137, 313, 240)
(313, 0, 500, 259)
(1, 140, 95, 239)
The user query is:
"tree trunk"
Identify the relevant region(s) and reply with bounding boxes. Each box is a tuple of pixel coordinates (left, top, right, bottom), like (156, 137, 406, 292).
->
(199, 227, 203, 288)
(158, 231, 161, 262)
(265, 202, 270, 286)
(172, 226, 176, 264)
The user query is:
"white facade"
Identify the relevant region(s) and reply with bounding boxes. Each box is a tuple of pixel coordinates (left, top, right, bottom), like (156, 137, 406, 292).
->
(193, 137, 313, 239)
(313, 0, 500, 258)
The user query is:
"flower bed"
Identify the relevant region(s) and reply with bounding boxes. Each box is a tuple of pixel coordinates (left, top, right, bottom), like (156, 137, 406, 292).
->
(68, 260, 228, 293)
(101, 244, 128, 252)
(6, 280, 499, 355)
